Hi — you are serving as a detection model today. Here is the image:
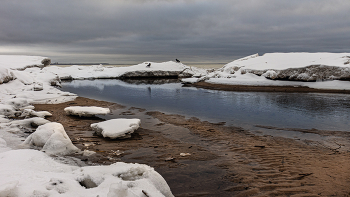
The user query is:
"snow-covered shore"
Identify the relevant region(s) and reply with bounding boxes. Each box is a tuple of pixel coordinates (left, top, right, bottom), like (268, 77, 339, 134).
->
(182, 53, 350, 90)
(0, 55, 174, 197)
(45, 61, 201, 80)
(1, 53, 350, 196)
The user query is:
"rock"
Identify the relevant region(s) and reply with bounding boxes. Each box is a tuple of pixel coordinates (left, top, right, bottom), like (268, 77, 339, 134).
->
(41, 58, 51, 66)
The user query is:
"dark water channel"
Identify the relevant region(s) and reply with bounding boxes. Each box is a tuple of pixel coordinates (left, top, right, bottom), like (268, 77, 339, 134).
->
(61, 79, 350, 135)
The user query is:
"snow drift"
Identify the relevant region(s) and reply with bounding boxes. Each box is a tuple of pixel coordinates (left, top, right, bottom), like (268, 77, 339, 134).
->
(0, 149, 174, 197)
(217, 53, 350, 81)
(183, 53, 350, 90)
(44, 61, 196, 80)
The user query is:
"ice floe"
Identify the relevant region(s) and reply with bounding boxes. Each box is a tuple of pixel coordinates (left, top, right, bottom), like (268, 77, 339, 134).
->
(64, 106, 110, 117)
(91, 118, 141, 139)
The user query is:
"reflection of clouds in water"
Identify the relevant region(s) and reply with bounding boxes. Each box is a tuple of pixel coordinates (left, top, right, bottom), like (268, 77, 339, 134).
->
(65, 80, 107, 91)
(63, 79, 183, 92)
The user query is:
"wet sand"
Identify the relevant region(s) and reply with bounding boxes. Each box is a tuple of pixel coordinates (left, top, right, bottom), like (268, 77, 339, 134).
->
(34, 96, 350, 196)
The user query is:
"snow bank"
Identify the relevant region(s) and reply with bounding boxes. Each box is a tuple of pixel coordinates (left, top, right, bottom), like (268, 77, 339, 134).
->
(0, 149, 174, 197)
(0, 55, 77, 105)
(64, 106, 110, 117)
(23, 122, 79, 155)
(183, 53, 350, 90)
(44, 61, 196, 80)
(0, 55, 175, 196)
(91, 119, 141, 139)
(224, 53, 350, 70)
(0, 55, 48, 70)
(222, 53, 350, 81)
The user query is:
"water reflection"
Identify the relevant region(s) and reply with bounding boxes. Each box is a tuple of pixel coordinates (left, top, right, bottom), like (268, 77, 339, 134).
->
(61, 79, 350, 132)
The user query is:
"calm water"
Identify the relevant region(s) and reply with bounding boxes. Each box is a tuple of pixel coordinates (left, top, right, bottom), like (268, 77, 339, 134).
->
(61, 79, 350, 133)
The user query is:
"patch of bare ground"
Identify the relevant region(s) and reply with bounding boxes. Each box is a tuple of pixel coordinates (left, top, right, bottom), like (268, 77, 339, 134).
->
(148, 111, 350, 197)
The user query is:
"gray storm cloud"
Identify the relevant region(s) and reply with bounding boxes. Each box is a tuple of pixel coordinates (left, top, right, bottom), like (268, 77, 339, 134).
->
(0, 0, 349, 63)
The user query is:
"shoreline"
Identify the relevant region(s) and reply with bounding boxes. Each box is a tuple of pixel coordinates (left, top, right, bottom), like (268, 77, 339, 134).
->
(34, 96, 350, 196)
(184, 81, 350, 94)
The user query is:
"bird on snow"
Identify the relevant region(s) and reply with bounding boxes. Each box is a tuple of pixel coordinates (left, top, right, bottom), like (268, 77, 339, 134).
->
(146, 63, 151, 68)
(176, 59, 180, 63)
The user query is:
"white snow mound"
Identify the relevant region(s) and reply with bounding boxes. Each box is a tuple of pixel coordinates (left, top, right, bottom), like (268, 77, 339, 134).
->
(0, 149, 173, 197)
(224, 52, 350, 70)
(23, 122, 79, 155)
(64, 106, 110, 117)
(91, 118, 141, 139)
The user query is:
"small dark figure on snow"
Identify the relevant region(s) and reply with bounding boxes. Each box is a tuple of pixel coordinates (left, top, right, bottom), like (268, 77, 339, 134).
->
(146, 63, 151, 68)
(176, 59, 180, 63)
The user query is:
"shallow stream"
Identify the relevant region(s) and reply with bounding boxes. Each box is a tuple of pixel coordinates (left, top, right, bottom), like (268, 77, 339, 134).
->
(61, 79, 350, 139)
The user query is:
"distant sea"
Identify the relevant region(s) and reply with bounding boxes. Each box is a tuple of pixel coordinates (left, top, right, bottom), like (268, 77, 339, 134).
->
(52, 63, 225, 69)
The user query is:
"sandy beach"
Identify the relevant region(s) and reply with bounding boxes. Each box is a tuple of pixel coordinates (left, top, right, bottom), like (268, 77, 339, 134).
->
(34, 95, 350, 197)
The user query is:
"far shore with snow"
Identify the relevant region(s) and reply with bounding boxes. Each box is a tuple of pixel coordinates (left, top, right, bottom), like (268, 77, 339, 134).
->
(182, 52, 350, 91)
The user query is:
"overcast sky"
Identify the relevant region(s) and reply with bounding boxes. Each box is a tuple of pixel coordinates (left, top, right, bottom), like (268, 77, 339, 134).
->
(1, 0, 350, 64)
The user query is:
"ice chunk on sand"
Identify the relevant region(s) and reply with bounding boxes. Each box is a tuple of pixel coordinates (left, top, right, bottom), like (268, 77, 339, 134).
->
(23, 122, 79, 155)
(64, 106, 110, 117)
(91, 119, 141, 139)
